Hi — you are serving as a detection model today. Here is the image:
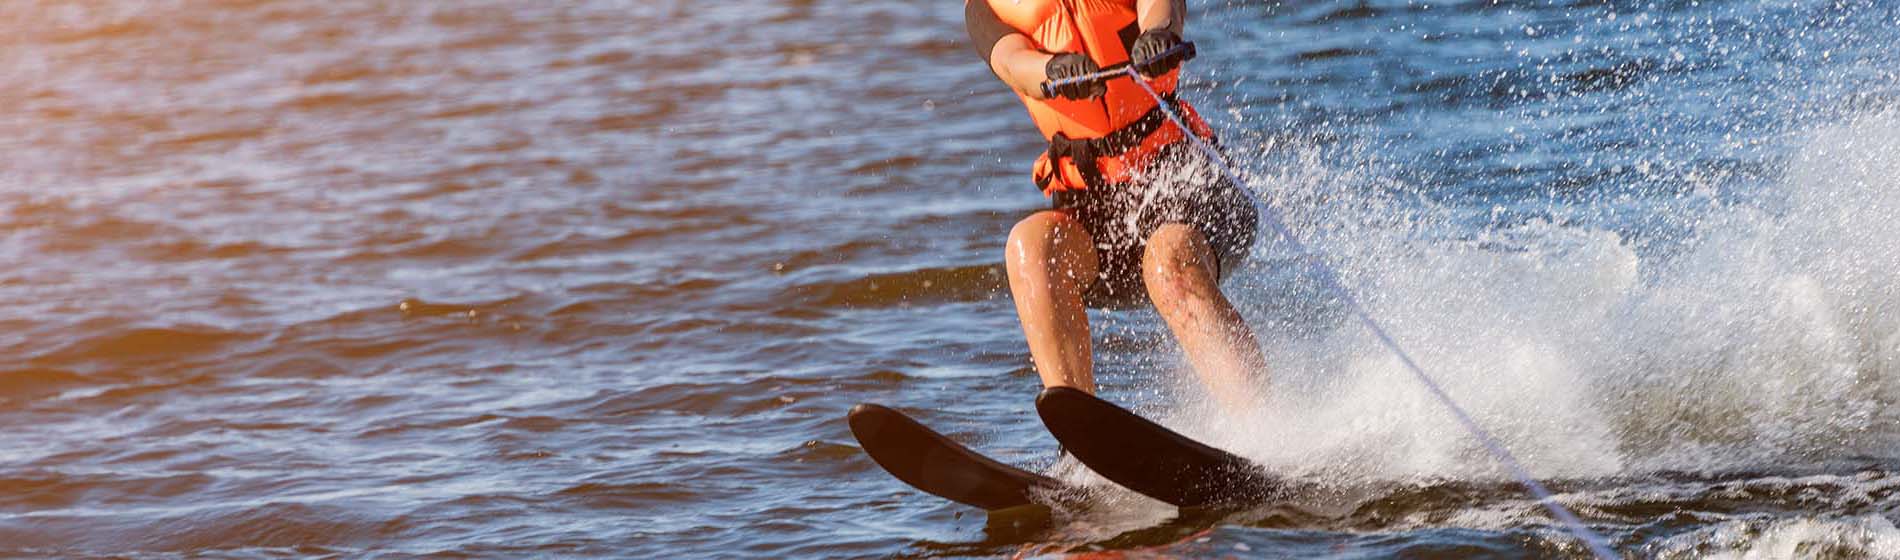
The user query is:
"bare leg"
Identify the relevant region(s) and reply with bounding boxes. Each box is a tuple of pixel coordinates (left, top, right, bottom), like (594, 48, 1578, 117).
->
(1141, 223, 1268, 408)
(1005, 211, 1101, 393)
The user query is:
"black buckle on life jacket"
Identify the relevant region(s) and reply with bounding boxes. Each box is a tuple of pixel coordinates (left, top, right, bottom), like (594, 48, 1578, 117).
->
(1043, 92, 1184, 190)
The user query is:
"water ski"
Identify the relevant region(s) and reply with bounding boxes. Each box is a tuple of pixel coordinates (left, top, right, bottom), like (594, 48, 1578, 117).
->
(847, 403, 1067, 511)
(1035, 386, 1282, 508)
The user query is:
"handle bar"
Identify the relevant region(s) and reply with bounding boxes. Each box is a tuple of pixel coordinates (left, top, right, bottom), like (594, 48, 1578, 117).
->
(1039, 41, 1196, 99)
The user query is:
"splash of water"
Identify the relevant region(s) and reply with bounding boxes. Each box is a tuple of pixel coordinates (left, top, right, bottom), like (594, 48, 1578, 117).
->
(1172, 109, 1900, 490)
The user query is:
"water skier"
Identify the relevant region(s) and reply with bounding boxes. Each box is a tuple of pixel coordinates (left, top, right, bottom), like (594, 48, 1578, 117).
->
(967, 0, 1266, 407)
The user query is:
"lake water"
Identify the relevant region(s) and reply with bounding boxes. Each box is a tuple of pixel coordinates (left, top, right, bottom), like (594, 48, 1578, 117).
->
(3, 0, 1899, 557)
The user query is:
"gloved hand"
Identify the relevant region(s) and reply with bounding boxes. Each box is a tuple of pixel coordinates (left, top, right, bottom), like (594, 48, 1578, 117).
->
(1044, 53, 1107, 100)
(1128, 29, 1185, 78)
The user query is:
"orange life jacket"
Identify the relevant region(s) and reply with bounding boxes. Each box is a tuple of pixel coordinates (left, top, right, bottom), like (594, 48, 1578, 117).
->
(986, 0, 1215, 195)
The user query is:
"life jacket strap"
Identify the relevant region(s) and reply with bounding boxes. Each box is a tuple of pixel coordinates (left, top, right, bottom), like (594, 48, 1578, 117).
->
(1035, 92, 1203, 193)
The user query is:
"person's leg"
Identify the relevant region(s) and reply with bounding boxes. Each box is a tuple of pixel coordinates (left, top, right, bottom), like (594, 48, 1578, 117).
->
(1140, 223, 1267, 408)
(1005, 210, 1101, 393)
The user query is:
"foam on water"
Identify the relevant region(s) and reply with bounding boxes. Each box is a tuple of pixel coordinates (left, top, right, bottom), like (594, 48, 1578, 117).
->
(1148, 109, 1900, 492)
(1651, 515, 1900, 559)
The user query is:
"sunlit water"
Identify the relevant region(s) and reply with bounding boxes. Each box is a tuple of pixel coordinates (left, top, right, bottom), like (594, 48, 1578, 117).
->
(2, 0, 1898, 557)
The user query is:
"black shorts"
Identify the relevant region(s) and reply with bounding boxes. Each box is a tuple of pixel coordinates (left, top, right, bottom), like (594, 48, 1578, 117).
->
(1050, 144, 1259, 309)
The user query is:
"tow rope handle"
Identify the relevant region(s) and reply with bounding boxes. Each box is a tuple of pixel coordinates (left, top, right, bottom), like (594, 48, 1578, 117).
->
(1039, 41, 1197, 99)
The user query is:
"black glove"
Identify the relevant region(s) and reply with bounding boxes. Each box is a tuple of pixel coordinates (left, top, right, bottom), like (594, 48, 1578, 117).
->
(1129, 29, 1184, 78)
(1044, 53, 1107, 100)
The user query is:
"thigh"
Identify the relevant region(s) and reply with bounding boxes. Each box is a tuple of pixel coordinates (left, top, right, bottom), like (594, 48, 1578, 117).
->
(1050, 190, 1151, 309)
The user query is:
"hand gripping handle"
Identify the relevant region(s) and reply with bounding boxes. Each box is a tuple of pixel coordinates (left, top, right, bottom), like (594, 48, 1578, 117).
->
(1039, 41, 1196, 99)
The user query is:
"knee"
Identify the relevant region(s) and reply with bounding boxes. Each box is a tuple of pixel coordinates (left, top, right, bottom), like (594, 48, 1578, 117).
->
(1142, 224, 1216, 296)
(1006, 212, 1056, 268)
(1003, 210, 1094, 279)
